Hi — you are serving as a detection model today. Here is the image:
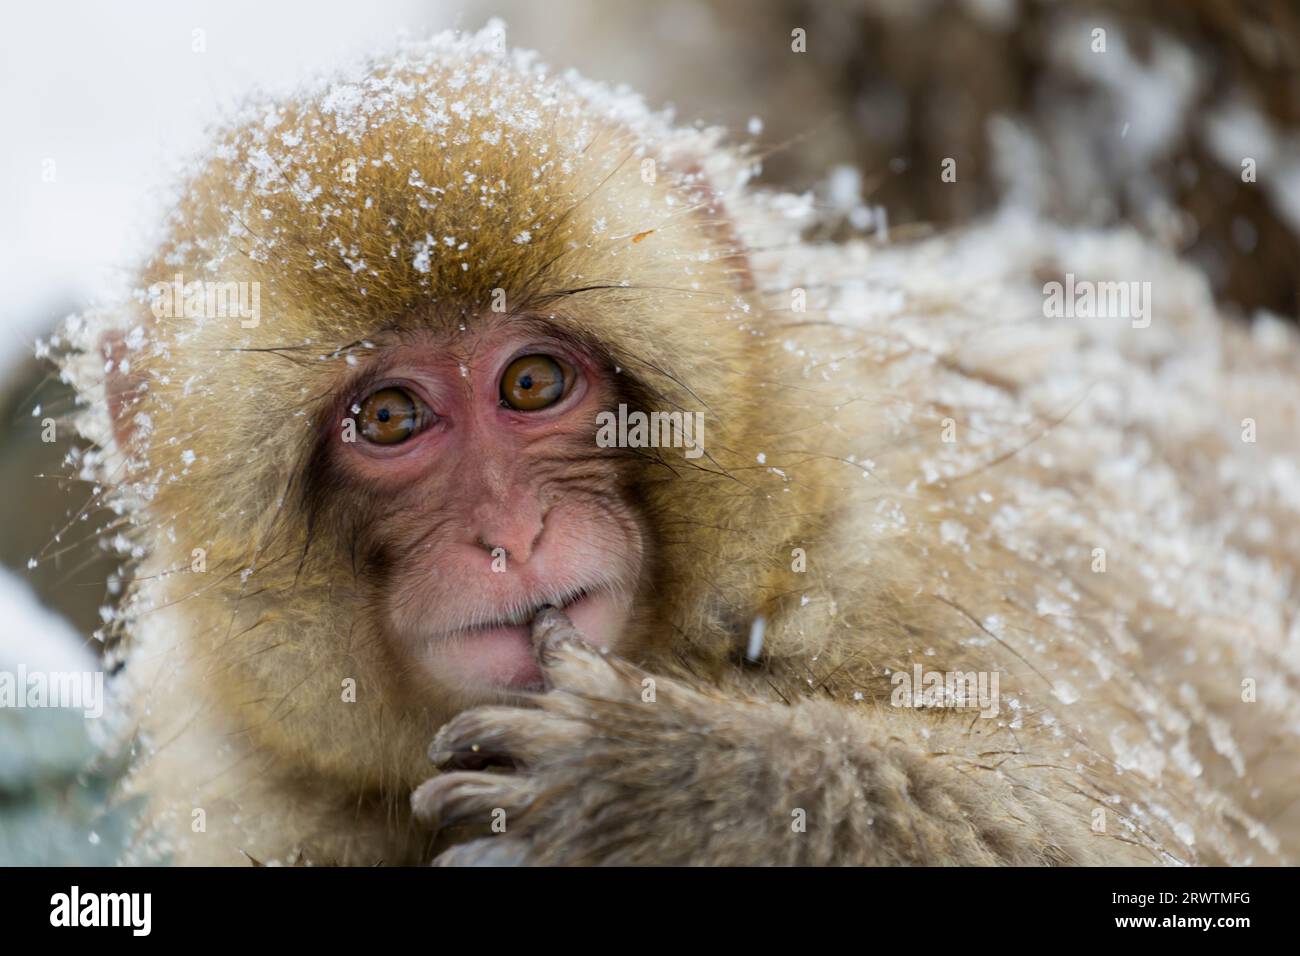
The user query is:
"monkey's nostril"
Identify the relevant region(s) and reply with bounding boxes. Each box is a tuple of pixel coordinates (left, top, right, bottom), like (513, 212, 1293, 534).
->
(472, 516, 545, 564)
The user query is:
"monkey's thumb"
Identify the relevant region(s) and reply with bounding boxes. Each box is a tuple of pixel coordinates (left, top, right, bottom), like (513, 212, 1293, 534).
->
(530, 605, 583, 651)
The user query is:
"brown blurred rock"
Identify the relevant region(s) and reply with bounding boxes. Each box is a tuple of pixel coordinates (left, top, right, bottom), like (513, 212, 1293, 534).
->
(0, 335, 120, 642)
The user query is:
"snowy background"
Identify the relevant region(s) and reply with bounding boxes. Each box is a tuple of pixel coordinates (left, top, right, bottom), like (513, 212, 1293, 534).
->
(0, 0, 455, 363)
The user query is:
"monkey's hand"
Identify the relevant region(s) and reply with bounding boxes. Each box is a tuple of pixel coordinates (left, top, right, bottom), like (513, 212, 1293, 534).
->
(412, 609, 1098, 865)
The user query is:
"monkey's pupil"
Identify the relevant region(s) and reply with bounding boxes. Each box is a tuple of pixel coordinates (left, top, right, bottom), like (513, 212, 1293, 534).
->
(519, 374, 534, 390)
(377, 408, 391, 422)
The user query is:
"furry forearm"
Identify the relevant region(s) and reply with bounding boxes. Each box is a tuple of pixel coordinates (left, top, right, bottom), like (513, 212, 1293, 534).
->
(750, 701, 1097, 865)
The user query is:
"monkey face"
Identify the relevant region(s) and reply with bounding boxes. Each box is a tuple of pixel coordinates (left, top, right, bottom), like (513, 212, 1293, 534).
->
(322, 318, 646, 703)
(81, 47, 769, 784)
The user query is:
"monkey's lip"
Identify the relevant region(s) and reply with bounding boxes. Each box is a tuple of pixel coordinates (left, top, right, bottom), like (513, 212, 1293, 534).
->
(429, 586, 617, 691)
(448, 585, 598, 634)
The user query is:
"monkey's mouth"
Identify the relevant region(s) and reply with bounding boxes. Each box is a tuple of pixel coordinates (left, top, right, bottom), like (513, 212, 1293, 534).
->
(426, 585, 622, 692)
(455, 585, 596, 633)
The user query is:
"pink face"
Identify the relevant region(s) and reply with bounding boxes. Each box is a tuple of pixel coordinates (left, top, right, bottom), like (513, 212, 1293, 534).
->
(325, 319, 645, 703)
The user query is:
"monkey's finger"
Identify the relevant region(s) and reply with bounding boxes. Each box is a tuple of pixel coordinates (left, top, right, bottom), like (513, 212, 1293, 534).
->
(411, 772, 537, 829)
(530, 604, 585, 649)
(431, 706, 588, 770)
(531, 605, 651, 703)
(530, 607, 645, 701)
(530, 604, 606, 690)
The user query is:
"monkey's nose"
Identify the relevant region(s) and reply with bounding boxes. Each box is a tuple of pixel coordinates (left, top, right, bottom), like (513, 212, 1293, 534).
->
(473, 521, 544, 564)
(469, 497, 546, 564)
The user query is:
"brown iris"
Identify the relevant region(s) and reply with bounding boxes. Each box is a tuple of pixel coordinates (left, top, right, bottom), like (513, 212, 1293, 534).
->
(500, 354, 570, 411)
(357, 387, 422, 444)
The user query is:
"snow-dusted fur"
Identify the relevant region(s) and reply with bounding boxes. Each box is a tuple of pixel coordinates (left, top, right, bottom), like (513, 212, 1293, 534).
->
(57, 25, 1300, 865)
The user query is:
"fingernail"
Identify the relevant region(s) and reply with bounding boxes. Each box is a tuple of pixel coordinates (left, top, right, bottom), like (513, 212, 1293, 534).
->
(530, 604, 573, 644)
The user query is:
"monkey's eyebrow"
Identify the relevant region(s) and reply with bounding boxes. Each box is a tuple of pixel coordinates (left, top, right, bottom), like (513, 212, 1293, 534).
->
(338, 364, 386, 407)
(494, 314, 607, 356)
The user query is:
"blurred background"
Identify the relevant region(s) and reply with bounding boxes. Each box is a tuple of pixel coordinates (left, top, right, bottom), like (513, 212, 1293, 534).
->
(1, 0, 1298, 652)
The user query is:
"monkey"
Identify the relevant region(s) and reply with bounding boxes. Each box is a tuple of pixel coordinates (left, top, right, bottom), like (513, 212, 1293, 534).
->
(54, 24, 1300, 866)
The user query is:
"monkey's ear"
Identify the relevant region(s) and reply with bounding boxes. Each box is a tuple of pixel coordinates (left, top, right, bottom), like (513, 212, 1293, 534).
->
(672, 157, 757, 294)
(99, 329, 146, 454)
(702, 194, 756, 294)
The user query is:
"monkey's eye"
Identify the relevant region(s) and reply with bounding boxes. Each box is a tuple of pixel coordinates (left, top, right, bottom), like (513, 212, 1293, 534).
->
(356, 387, 424, 445)
(500, 354, 572, 412)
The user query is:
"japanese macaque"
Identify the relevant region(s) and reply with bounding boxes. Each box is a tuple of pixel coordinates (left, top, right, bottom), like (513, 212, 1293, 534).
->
(57, 24, 1300, 866)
